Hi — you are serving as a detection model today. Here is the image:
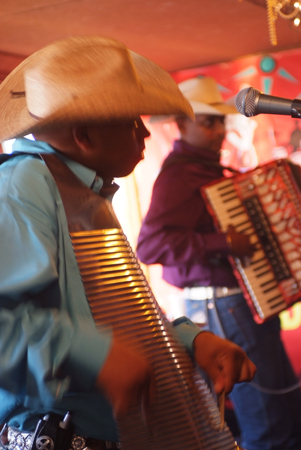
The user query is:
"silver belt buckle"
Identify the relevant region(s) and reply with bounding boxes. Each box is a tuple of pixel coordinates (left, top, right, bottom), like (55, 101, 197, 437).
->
(4, 426, 33, 450)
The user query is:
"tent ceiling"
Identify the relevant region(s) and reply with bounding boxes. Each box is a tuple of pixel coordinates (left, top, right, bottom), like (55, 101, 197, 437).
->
(1, 0, 301, 80)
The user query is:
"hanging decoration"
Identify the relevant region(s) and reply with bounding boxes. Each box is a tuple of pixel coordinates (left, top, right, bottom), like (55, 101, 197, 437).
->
(266, 0, 301, 45)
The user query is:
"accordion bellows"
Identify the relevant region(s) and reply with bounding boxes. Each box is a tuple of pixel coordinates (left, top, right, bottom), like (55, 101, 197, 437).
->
(42, 153, 237, 450)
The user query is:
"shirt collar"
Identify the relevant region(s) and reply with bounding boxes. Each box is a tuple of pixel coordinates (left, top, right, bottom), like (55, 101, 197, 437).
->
(174, 139, 221, 163)
(12, 137, 102, 191)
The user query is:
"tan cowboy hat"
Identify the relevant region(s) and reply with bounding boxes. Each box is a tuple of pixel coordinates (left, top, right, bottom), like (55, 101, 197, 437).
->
(0, 36, 194, 142)
(149, 76, 238, 123)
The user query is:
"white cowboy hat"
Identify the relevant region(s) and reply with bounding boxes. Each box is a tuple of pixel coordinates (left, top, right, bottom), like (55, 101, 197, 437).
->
(178, 76, 238, 116)
(149, 76, 238, 123)
(0, 36, 193, 142)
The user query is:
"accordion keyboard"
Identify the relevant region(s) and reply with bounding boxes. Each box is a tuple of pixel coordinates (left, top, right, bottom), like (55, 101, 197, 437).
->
(202, 160, 301, 323)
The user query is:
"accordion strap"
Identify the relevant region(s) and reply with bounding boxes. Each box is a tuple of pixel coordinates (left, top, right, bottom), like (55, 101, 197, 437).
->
(39, 153, 120, 232)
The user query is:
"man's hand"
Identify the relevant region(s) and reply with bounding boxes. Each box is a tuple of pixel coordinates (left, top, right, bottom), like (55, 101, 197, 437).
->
(193, 331, 256, 395)
(96, 337, 155, 418)
(227, 224, 254, 259)
(227, 224, 255, 267)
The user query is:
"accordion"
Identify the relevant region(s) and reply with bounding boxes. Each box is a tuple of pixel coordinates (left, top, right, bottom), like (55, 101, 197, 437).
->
(201, 158, 301, 323)
(41, 154, 238, 450)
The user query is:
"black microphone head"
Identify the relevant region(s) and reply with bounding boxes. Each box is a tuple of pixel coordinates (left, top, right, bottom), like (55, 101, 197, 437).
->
(235, 87, 261, 117)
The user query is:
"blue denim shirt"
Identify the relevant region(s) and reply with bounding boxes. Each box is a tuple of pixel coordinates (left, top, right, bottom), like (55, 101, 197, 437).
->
(0, 138, 201, 441)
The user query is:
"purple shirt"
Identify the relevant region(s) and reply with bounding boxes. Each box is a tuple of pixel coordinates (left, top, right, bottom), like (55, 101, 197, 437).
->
(137, 139, 238, 288)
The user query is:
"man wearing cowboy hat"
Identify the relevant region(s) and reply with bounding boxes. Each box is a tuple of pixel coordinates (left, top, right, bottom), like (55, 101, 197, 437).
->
(137, 76, 301, 450)
(0, 38, 256, 450)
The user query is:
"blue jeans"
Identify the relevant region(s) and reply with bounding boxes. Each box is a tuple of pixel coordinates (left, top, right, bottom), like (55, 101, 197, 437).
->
(186, 294, 301, 450)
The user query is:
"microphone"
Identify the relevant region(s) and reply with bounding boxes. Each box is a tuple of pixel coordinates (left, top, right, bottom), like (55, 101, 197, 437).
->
(235, 87, 301, 118)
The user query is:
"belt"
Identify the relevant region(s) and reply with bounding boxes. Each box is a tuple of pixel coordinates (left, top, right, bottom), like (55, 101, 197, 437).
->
(1, 426, 121, 450)
(184, 286, 242, 300)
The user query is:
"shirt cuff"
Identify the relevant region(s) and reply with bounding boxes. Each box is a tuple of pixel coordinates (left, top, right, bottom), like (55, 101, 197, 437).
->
(172, 316, 202, 355)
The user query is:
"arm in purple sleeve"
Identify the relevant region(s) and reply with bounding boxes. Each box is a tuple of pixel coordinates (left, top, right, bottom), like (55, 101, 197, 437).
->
(137, 162, 230, 267)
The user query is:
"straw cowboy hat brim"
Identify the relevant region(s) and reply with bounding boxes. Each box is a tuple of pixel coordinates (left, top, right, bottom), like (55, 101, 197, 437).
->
(149, 76, 238, 123)
(189, 100, 238, 116)
(179, 76, 238, 115)
(0, 36, 194, 142)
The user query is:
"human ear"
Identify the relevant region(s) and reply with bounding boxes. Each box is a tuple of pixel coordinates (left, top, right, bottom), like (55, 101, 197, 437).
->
(72, 125, 91, 153)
